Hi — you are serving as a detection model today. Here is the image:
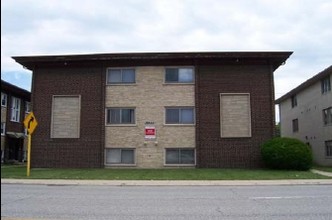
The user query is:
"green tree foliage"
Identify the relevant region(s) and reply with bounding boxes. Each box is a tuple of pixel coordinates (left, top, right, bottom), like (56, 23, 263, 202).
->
(261, 137, 313, 170)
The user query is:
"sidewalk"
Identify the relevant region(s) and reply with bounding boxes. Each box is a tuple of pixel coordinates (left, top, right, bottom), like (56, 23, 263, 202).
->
(310, 169, 332, 177)
(2, 178, 332, 186)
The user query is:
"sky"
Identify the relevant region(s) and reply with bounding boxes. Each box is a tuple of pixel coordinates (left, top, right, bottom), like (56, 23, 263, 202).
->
(1, 0, 332, 113)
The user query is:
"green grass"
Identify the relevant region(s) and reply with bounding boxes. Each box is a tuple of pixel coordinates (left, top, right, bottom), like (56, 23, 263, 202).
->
(1, 165, 330, 180)
(313, 166, 332, 173)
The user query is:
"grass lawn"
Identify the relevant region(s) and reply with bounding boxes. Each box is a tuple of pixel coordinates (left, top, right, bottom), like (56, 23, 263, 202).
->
(313, 166, 332, 173)
(1, 165, 330, 180)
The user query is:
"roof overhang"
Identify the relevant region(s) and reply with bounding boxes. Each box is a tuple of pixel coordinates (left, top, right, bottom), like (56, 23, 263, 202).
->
(1, 80, 31, 100)
(275, 65, 332, 104)
(6, 132, 26, 139)
(12, 51, 293, 71)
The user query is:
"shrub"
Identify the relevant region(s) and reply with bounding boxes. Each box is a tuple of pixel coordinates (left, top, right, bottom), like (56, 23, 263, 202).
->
(261, 137, 312, 171)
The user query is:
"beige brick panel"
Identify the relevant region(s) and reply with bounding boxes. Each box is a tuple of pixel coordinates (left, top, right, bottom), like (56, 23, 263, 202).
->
(105, 66, 195, 168)
(1, 137, 5, 151)
(1, 107, 6, 123)
(51, 96, 80, 138)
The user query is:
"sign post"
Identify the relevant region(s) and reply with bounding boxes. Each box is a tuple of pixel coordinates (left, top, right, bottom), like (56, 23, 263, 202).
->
(23, 112, 38, 177)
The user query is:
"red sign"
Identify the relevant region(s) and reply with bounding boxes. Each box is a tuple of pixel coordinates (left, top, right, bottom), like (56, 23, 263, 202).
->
(145, 128, 155, 135)
(145, 126, 156, 140)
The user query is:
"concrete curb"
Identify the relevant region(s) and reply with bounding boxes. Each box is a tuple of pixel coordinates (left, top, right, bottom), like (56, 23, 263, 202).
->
(2, 179, 332, 186)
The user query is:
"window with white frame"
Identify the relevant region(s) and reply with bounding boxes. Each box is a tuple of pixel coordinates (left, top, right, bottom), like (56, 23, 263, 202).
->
(1, 122, 5, 136)
(165, 148, 195, 165)
(105, 148, 135, 165)
(321, 76, 331, 94)
(1, 93, 7, 107)
(11, 97, 21, 122)
(106, 108, 135, 125)
(165, 67, 194, 83)
(326, 140, 332, 157)
(107, 68, 135, 84)
(165, 107, 195, 124)
(25, 101, 31, 113)
(323, 107, 332, 125)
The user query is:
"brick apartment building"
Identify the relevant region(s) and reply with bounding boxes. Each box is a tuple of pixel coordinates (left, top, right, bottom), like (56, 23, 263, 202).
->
(13, 52, 292, 168)
(1, 80, 31, 163)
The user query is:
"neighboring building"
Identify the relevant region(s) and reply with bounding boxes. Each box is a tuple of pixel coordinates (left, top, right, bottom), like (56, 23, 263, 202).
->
(13, 51, 292, 168)
(276, 66, 332, 166)
(1, 80, 31, 163)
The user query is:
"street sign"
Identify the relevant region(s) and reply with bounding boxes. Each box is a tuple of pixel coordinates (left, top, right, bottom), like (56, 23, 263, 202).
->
(23, 112, 38, 135)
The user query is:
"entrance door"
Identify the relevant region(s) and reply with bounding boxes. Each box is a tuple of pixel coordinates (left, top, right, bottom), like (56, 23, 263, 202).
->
(7, 138, 23, 161)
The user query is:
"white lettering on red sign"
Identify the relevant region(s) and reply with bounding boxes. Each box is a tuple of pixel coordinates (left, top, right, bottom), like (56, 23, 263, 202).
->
(145, 126, 156, 140)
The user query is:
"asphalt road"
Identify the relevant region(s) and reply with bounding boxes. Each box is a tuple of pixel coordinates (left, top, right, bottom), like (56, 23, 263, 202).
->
(1, 184, 332, 220)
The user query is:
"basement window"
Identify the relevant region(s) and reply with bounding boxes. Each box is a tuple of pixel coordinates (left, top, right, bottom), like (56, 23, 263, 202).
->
(105, 148, 135, 165)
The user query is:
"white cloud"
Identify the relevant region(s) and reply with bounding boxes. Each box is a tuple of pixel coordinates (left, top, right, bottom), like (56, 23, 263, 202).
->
(1, 0, 332, 103)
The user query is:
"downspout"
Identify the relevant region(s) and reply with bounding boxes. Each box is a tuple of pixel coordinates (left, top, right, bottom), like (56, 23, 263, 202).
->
(269, 62, 276, 138)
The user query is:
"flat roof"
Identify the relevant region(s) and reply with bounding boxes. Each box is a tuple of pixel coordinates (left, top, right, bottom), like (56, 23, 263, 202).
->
(275, 65, 332, 104)
(12, 51, 292, 71)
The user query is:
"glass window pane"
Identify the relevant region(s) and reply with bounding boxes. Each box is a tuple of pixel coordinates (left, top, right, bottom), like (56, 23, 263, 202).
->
(178, 68, 193, 83)
(108, 69, 121, 83)
(166, 109, 180, 124)
(181, 108, 194, 124)
(122, 69, 135, 83)
(166, 149, 179, 164)
(180, 149, 195, 164)
(110, 109, 121, 124)
(121, 149, 134, 164)
(165, 68, 178, 82)
(106, 149, 121, 164)
(121, 109, 135, 124)
(106, 109, 111, 124)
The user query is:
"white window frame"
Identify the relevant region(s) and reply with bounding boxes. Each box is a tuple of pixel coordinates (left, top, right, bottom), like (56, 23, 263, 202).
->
(165, 107, 195, 125)
(11, 96, 21, 122)
(106, 68, 136, 85)
(164, 148, 196, 166)
(105, 148, 136, 166)
(1, 93, 7, 107)
(1, 122, 5, 136)
(164, 67, 195, 84)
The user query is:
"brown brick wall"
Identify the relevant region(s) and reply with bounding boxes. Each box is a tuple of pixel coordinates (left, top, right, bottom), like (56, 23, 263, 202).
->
(196, 65, 274, 168)
(31, 67, 105, 168)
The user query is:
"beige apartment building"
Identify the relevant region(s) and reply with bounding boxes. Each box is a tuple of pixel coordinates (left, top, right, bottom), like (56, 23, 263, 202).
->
(276, 66, 332, 166)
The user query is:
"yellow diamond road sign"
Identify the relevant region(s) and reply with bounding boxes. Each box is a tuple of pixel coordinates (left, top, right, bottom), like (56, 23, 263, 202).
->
(23, 112, 38, 135)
